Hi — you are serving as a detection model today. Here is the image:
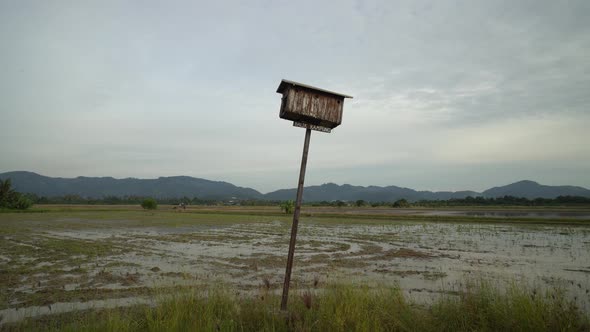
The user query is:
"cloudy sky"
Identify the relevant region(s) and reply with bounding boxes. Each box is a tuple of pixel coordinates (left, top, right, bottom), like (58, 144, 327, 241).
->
(1, 0, 589, 193)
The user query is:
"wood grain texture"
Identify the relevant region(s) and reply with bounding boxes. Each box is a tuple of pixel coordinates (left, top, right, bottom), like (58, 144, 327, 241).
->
(279, 86, 344, 129)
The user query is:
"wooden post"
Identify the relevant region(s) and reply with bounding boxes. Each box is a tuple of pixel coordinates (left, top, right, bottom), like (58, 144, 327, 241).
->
(281, 127, 312, 311)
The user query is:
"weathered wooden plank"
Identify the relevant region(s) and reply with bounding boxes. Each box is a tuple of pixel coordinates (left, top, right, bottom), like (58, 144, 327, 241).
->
(278, 82, 349, 129)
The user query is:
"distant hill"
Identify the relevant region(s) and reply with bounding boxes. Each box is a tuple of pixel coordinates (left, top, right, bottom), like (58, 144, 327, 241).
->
(1, 171, 589, 202)
(0, 171, 262, 200)
(264, 181, 590, 202)
(481, 180, 590, 200)
(262, 183, 479, 202)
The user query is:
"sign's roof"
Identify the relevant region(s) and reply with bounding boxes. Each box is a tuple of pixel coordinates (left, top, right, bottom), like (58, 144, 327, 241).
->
(276, 79, 353, 99)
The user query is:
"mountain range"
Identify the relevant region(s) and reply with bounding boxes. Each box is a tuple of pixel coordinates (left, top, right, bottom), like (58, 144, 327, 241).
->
(1, 171, 589, 202)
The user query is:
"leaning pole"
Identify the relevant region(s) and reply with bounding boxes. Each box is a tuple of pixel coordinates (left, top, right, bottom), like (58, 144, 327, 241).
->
(275, 79, 352, 311)
(280, 127, 311, 310)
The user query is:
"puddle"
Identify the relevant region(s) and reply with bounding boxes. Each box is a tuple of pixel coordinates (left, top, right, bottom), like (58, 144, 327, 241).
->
(0, 296, 155, 325)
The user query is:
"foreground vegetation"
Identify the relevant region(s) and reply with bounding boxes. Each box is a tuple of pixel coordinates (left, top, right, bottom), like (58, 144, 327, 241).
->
(6, 282, 588, 332)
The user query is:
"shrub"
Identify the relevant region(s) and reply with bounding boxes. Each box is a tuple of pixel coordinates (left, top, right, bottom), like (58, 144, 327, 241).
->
(392, 198, 410, 208)
(280, 200, 294, 214)
(141, 198, 157, 210)
(9, 194, 33, 210)
(0, 179, 32, 210)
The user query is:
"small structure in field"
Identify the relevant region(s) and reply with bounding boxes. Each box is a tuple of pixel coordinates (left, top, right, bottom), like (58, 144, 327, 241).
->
(276, 79, 352, 310)
(277, 79, 352, 133)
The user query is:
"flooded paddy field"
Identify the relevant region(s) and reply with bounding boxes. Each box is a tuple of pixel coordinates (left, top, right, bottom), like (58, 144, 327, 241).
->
(1, 209, 590, 324)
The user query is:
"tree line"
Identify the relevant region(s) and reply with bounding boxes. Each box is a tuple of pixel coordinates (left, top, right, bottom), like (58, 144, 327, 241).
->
(299, 196, 590, 207)
(3, 184, 589, 210)
(410, 195, 590, 207)
(23, 194, 219, 206)
(18, 193, 590, 207)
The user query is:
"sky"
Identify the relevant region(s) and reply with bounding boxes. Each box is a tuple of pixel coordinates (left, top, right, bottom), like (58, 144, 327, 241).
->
(1, 0, 589, 193)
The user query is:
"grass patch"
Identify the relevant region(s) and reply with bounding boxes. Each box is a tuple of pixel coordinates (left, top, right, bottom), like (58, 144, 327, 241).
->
(5, 281, 588, 331)
(2, 206, 590, 227)
(382, 248, 433, 259)
(40, 237, 118, 258)
(430, 280, 588, 331)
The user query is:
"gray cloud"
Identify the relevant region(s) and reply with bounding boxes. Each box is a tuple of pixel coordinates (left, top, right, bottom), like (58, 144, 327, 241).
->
(1, 0, 589, 192)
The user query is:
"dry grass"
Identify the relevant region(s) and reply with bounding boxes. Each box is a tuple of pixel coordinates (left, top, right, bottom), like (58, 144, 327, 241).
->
(383, 248, 433, 259)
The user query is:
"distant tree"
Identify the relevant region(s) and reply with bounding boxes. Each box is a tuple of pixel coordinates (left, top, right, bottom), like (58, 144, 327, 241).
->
(280, 200, 294, 214)
(24, 193, 40, 203)
(335, 200, 347, 208)
(355, 199, 366, 207)
(0, 179, 15, 206)
(392, 198, 410, 208)
(11, 195, 33, 210)
(0, 179, 32, 210)
(63, 194, 84, 203)
(103, 196, 122, 204)
(141, 198, 158, 210)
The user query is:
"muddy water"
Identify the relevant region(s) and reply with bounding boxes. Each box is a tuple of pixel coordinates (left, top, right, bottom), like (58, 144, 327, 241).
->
(2, 219, 590, 324)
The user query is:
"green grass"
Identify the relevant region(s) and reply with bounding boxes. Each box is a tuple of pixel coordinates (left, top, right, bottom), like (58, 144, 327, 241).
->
(5, 282, 589, 332)
(0, 211, 291, 239)
(2, 207, 589, 228)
